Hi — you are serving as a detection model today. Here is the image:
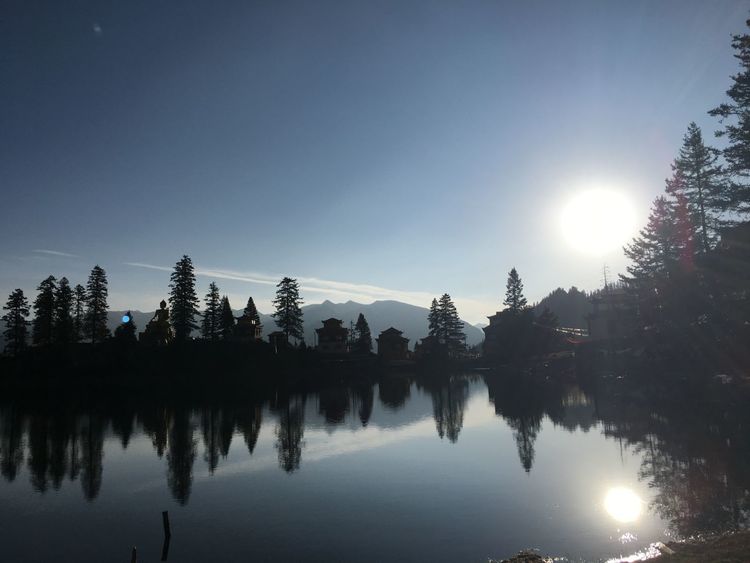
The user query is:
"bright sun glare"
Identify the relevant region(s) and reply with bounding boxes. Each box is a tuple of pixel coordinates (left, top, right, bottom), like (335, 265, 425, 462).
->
(604, 487, 643, 523)
(560, 189, 637, 256)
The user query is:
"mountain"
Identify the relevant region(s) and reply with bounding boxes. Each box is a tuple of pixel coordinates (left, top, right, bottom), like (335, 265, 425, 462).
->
(107, 300, 484, 348)
(532, 287, 593, 329)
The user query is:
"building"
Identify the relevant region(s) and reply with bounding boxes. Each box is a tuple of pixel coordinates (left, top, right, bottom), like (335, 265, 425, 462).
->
(235, 314, 262, 341)
(315, 318, 348, 354)
(585, 286, 638, 342)
(376, 327, 409, 362)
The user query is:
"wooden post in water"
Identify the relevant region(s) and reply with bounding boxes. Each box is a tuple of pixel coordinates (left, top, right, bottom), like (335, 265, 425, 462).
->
(162, 511, 171, 538)
(131, 546, 137, 563)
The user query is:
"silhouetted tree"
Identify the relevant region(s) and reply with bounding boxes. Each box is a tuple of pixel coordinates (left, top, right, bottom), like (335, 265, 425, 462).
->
(2, 289, 29, 356)
(243, 296, 261, 325)
(428, 298, 439, 337)
(73, 283, 86, 342)
(84, 265, 109, 343)
(114, 311, 137, 342)
(169, 255, 200, 342)
(352, 313, 372, 354)
(710, 19, 750, 215)
(219, 295, 235, 340)
(54, 277, 74, 344)
(32, 276, 56, 346)
(167, 408, 196, 504)
(272, 277, 303, 342)
(672, 122, 728, 253)
(503, 268, 527, 313)
(438, 293, 465, 355)
(201, 282, 221, 340)
(536, 307, 558, 328)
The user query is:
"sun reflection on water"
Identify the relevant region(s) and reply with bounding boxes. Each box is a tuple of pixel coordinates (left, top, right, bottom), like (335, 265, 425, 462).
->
(604, 486, 643, 523)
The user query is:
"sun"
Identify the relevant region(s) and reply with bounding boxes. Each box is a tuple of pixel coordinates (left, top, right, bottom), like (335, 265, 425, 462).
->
(604, 487, 643, 523)
(560, 189, 637, 256)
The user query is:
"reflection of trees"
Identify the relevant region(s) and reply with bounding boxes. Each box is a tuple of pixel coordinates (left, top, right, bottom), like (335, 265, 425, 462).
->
(236, 405, 262, 455)
(167, 408, 196, 504)
(318, 388, 349, 424)
(351, 384, 374, 427)
(0, 407, 25, 482)
(421, 377, 469, 443)
(27, 416, 50, 492)
(201, 407, 223, 474)
(274, 396, 306, 473)
(79, 414, 105, 501)
(378, 378, 411, 410)
(140, 405, 169, 458)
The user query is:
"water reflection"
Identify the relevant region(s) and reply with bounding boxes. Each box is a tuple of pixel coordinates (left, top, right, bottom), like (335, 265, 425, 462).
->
(0, 371, 749, 544)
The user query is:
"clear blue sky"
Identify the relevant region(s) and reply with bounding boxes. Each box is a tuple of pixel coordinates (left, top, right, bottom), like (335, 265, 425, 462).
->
(1, 0, 748, 323)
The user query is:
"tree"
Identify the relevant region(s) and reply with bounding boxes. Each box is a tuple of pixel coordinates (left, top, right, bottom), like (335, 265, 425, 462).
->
(272, 277, 303, 342)
(537, 307, 558, 329)
(709, 19, 750, 215)
(671, 122, 727, 253)
(169, 255, 200, 342)
(219, 296, 235, 340)
(32, 275, 56, 346)
(2, 289, 29, 355)
(114, 311, 137, 342)
(85, 265, 110, 343)
(73, 284, 86, 342)
(243, 296, 261, 325)
(437, 293, 465, 355)
(54, 277, 74, 344)
(352, 313, 372, 354)
(428, 298, 439, 337)
(503, 268, 528, 313)
(201, 282, 222, 340)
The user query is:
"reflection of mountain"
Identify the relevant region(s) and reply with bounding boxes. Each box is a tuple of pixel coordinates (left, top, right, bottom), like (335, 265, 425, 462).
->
(107, 299, 485, 348)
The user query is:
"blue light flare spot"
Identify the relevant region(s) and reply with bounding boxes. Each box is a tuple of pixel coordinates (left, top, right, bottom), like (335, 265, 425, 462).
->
(122, 315, 130, 323)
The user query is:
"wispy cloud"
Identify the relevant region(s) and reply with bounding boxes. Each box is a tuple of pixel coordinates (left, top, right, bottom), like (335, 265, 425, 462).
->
(33, 249, 80, 258)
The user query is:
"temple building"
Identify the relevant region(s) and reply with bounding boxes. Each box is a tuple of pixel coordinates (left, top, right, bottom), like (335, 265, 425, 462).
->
(376, 327, 409, 362)
(235, 314, 262, 341)
(316, 318, 348, 354)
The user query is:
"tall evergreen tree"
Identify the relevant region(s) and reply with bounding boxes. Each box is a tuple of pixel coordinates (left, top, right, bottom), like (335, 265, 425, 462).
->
(671, 122, 727, 253)
(243, 296, 261, 325)
(73, 284, 86, 342)
(32, 275, 56, 346)
(272, 277, 303, 342)
(201, 282, 222, 341)
(85, 265, 110, 343)
(169, 255, 200, 342)
(352, 313, 372, 354)
(428, 298, 440, 337)
(709, 18, 750, 215)
(503, 268, 528, 313)
(3, 289, 29, 356)
(437, 293, 465, 354)
(54, 277, 74, 344)
(219, 296, 235, 340)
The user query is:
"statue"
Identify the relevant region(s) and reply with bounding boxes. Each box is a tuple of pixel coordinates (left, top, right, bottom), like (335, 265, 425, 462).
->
(139, 300, 173, 346)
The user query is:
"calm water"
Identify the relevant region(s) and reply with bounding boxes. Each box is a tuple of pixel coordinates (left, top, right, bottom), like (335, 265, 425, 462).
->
(1, 374, 747, 562)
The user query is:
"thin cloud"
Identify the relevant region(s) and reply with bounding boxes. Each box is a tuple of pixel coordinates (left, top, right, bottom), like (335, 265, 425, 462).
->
(33, 249, 80, 258)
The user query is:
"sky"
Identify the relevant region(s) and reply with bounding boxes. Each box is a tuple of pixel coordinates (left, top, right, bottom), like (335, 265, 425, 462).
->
(1, 0, 748, 324)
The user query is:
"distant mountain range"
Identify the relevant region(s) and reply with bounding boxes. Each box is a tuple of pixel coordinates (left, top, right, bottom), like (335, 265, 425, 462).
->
(108, 299, 485, 348)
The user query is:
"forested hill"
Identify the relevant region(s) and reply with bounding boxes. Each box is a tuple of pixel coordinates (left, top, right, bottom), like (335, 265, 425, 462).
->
(532, 287, 593, 329)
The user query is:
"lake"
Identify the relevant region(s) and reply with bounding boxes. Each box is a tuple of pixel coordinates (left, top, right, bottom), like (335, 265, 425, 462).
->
(1, 372, 747, 562)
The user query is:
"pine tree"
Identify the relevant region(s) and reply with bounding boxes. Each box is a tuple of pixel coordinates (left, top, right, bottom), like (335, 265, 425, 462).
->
(537, 307, 558, 328)
(709, 18, 750, 215)
(353, 313, 372, 354)
(622, 196, 681, 281)
(201, 282, 222, 340)
(428, 298, 440, 337)
(54, 277, 74, 344)
(272, 277, 303, 342)
(168, 255, 200, 342)
(219, 296, 235, 340)
(503, 268, 528, 313)
(3, 289, 30, 356)
(32, 275, 56, 346)
(437, 293, 465, 355)
(671, 122, 727, 253)
(85, 265, 110, 343)
(73, 284, 86, 342)
(114, 311, 137, 342)
(243, 296, 261, 325)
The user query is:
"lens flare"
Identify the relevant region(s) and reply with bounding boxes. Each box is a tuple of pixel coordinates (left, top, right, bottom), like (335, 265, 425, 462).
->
(560, 189, 637, 256)
(604, 487, 643, 523)
(122, 315, 130, 323)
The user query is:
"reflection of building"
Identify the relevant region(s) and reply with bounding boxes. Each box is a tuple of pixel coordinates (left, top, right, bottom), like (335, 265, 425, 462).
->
(376, 327, 409, 362)
(586, 287, 637, 342)
(316, 318, 348, 354)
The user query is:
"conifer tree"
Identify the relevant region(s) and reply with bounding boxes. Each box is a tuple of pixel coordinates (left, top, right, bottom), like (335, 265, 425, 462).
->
(219, 296, 235, 340)
(85, 265, 110, 343)
(353, 313, 372, 354)
(537, 307, 558, 329)
(428, 298, 440, 337)
(54, 277, 74, 344)
(169, 255, 200, 342)
(73, 284, 86, 342)
(243, 296, 261, 325)
(437, 293, 465, 354)
(3, 289, 30, 356)
(32, 275, 56, 346)
(272, 277, 303, 342)
(503, 268, 528, 313)
(710, 19, 750, 215)
(114, 311, 137, 342)
(622, 196, 681, 281)
(671, 122, 727, 253)
(201, 282, 222, 340)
